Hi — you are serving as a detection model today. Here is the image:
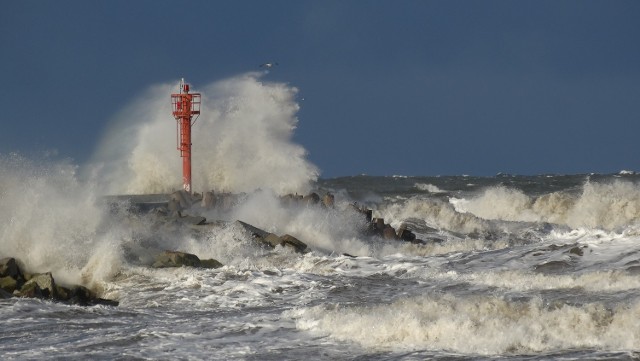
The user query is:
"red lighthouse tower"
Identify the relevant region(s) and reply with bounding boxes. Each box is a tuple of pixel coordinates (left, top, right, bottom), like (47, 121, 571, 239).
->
(171, 79, 201, 193)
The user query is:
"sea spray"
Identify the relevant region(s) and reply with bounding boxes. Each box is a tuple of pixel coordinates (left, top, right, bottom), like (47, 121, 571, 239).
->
(453, 180, 640, 230)
(0, 153, 117, 288)
(90, 72, 319, 195)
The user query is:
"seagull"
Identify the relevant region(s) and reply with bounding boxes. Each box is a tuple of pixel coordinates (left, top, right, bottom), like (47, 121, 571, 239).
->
(259, 62, 278, 69)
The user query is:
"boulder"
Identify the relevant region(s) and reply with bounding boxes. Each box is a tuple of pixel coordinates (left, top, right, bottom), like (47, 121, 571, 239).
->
(153, 251, 201, 268)
(382, 226, 397, 240)
(151, 250, 224, 269)
(0, 257, 20, 278)
(264, 233, 284, 248)
(235, 221, 308, 253)
(397, 224, 417, 242)
(0, 288, 12, 299)
(21, 272, 57, 298)
(280, 234, 308, 253)
(0, 276, 18, 293)
(321, 193, 335, 208)
(200, 259, 224, 269)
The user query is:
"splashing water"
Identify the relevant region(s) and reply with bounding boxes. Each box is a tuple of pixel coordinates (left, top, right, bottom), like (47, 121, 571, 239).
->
(90, 72, 319, 195)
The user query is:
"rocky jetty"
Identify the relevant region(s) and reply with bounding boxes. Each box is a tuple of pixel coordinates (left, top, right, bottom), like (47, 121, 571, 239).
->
(0, 257, 118, 306)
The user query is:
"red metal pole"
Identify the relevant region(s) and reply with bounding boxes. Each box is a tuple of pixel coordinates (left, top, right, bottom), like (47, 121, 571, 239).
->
(180, 96, 192, 193)
(172, 80, 200, 194)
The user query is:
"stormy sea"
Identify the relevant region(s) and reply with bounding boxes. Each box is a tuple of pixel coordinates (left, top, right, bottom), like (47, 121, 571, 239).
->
(2, 73, 640, 360)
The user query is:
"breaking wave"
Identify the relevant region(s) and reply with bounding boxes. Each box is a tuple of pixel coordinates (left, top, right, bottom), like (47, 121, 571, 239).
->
(382, 180, 640, 232)
(458, 180, 640, 230)
(290, 294, 640, 354)
(90, 72, 319, 195)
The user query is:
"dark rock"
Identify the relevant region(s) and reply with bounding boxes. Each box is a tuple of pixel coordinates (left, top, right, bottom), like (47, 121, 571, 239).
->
(372, 218, 385, 232)
(55, 285, 70, 301)
(0, 257, 20, 278)
(569, 246, 584, 256)
(349, 203, 373, 223)
(93, 298, 120, 307)
(68, 285, 96, 305)
(17, 281, 44, 298)
(200, 259, 224, 269)
(280, 234, 308, 253)
(0, 276, 18, 293)
(264, 233, 284, 248)
(534, 260, 573, 274)
(397, 224, 417, 242)
(303, 192, 320, 205)
(382, 226, 397, 240)
(21, 272, 57, 298)
(153, 251, 201, 268)
(235, 221, 308, 253)
(179, 215, 207, 225)
(0, 288, 12, 299)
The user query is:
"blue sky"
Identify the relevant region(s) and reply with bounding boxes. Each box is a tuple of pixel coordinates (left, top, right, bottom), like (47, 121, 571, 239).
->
(1, 1, 639, 177)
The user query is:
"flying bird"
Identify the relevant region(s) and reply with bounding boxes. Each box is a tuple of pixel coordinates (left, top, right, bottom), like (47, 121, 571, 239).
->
(259, 62, 278, 69)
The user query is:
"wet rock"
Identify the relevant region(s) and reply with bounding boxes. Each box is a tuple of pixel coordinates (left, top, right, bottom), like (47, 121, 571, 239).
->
(21, 272, 57, 298)
(200, 259, 224, 269)
(280, 234, 308, 253)
(178, 215, 207, 225)
(264, 233, 284, 248)
(534, 260, 573, 274)
(303, 192, 320, 205)
(397, 224, 417, 242)
(153, 251, 202, 268)
(0, 257, 20, 279)
(0, 288, 12, 299)
(16, 281, 44, 298)
(568, 246, 584, 256)
(235, 221, 308, 253)
(0, 256, 118, 306)
(0, 276, 18, 293)
(349, 204, 373, 223)
(152, 250, 224, 269)
(322, 193, 335, 208)
(382, 226, 398, 240)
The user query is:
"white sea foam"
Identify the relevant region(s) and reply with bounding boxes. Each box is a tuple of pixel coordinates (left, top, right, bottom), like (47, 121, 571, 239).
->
(399, 180, 640, 231)
(414, 183, 445, 193)
(90, 72, 319, 195)
(288, 294, 640, 354)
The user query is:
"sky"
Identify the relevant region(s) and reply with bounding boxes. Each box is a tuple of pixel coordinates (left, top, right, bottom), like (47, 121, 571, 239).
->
(1, 0, 639, 177)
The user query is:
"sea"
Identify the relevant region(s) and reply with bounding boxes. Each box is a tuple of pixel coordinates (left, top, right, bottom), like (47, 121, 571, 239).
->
(2, 73, 640, 360)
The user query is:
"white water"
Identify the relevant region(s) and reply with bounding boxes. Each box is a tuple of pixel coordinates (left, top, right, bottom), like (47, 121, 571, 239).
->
(90, 72, 319, 195)
(3, 73, 640, 359)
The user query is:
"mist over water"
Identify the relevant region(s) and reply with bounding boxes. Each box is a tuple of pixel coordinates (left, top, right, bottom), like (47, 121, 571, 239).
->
(90, 72, 319, 195)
